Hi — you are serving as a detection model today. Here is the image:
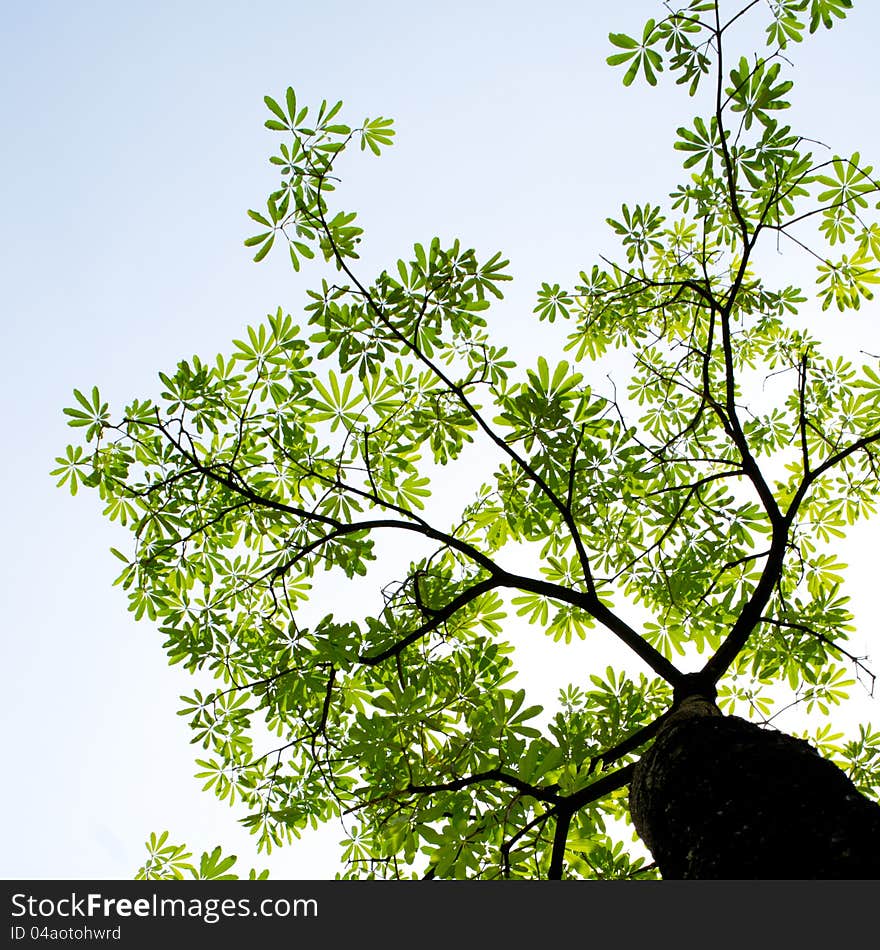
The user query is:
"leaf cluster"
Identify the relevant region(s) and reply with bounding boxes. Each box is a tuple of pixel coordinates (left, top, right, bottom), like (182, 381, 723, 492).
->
(57, 0, 880, 879)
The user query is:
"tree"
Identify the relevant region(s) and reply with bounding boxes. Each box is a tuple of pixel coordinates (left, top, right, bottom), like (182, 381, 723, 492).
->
(54, 0, 880, 880)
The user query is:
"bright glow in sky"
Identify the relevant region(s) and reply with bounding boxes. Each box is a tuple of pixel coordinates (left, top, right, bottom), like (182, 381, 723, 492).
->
(3, 0, 879, 879)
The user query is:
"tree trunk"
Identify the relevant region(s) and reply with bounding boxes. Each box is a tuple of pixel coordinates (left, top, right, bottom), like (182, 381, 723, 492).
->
(629, 696, 880, 878)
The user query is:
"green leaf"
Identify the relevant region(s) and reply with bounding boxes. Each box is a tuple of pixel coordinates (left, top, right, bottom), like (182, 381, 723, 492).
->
(264, 95, 289, 126)
(808, 0, 853, 32)
(252, 234, 274, 262)
(198, 846, 239, 880)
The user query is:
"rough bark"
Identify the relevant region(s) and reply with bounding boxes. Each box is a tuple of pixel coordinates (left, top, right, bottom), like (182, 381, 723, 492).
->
(629, 696, 880, 879)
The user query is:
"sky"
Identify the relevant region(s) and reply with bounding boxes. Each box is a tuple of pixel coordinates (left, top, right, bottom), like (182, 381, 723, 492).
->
(2, 0, 879, 880)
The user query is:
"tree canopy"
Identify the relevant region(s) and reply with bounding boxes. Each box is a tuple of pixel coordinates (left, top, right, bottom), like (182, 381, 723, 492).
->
(55, 0, 880, 880)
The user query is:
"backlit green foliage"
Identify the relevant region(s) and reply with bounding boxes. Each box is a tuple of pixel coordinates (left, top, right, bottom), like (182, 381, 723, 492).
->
(57, 0, 879, 879)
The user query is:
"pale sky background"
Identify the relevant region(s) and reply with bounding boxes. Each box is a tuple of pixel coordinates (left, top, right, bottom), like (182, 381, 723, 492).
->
(2, 0, 879, 880)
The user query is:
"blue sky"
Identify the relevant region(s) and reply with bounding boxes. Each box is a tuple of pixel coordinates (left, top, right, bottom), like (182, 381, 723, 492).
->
(3, 0, 879, 879)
